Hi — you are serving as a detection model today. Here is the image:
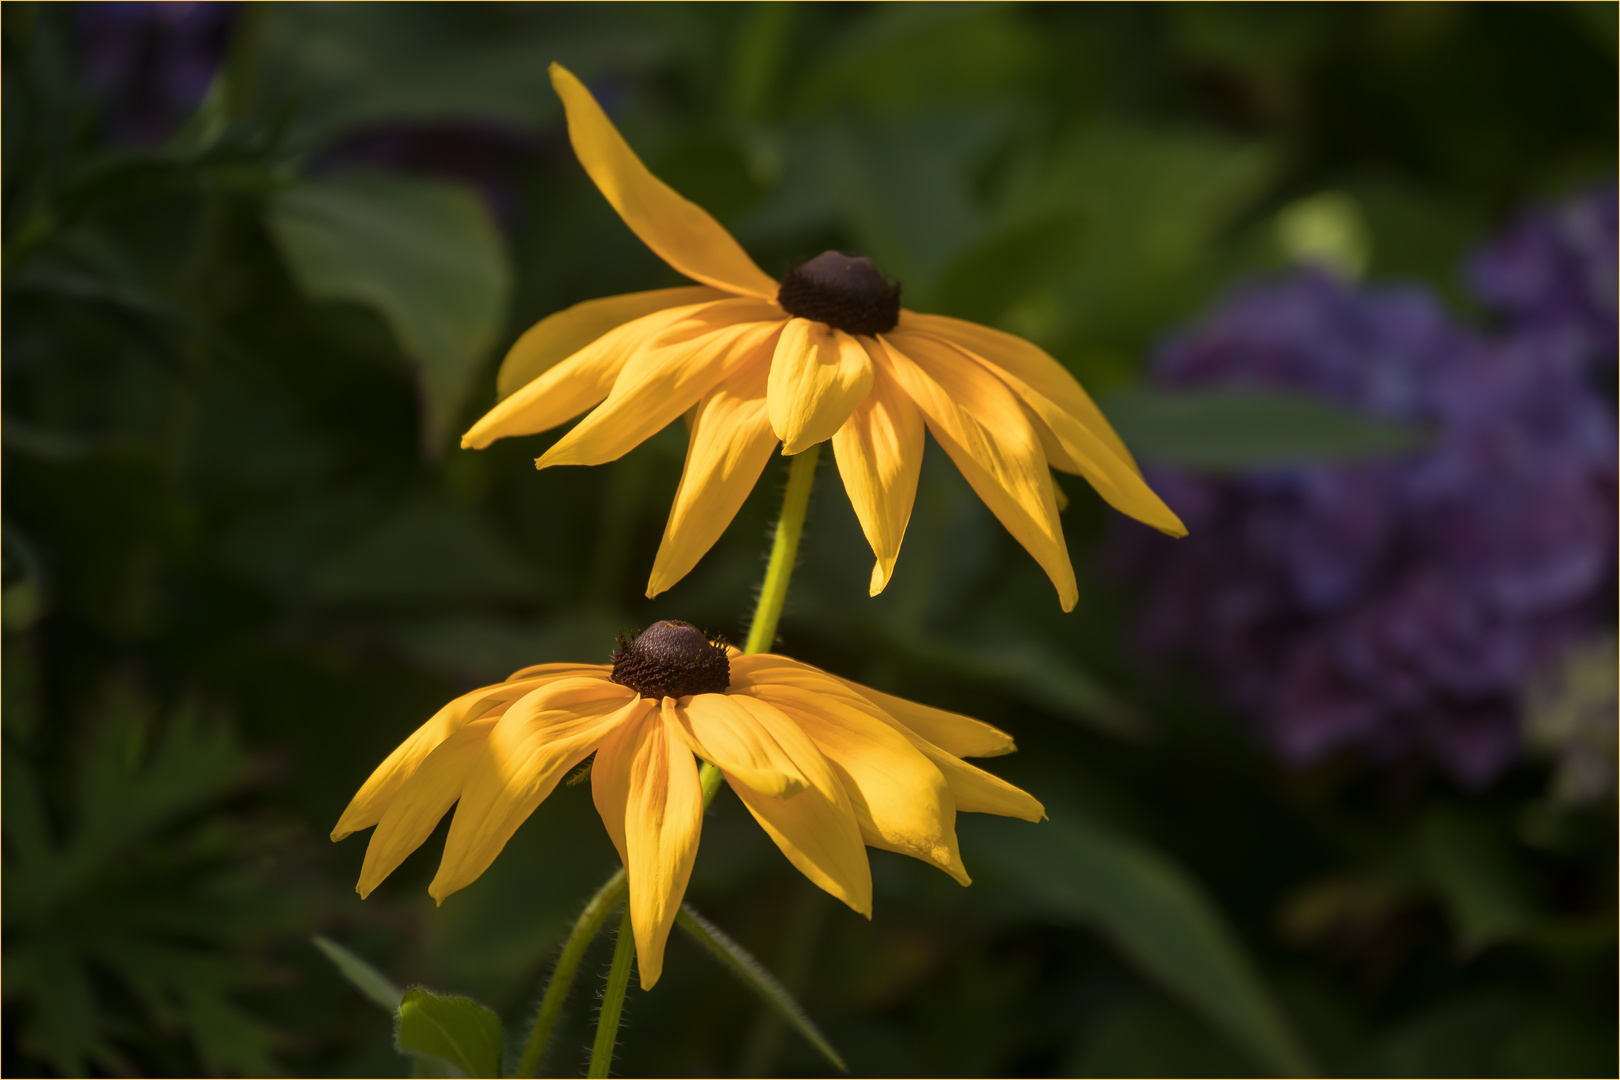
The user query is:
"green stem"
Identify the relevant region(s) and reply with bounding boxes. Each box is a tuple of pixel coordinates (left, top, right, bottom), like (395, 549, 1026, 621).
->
(515, 869, 627, 1079)
(517, 441, 823, 1075)
(745, 444, 820, 655)
(587, 908, 638, 1079)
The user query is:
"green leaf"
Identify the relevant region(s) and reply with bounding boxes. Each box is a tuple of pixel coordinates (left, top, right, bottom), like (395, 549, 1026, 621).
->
(312, 936, 403, 1013)
(676, 904, 847, 1073)
(1098, 386, 1429, 470)
(1414, 808, 1543, 952)
(395, 988, 504, 1079)
(970, 811, 1313, 1077)
(267, 173, 511, 454)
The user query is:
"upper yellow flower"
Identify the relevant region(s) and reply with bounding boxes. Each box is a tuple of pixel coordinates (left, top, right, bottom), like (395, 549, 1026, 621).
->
(463, 64, 1186, 611)
(331, 621, 1044, 989)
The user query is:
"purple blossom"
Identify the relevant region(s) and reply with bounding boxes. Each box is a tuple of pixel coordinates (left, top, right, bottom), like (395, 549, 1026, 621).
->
(75, 2, 236, 146)
(1117, 193, 1617, 787)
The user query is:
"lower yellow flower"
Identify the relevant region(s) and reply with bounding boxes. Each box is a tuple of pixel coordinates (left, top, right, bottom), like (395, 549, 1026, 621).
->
(332, 621, 1043, 988)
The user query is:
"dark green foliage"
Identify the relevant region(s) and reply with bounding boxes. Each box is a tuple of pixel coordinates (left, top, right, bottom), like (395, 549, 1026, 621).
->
(4, 2, 1614, 1077)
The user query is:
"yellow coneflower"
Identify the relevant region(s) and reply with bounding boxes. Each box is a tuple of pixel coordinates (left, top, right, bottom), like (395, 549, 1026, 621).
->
(332, 621, 1043, 989)
(462, 64, 1185, 612)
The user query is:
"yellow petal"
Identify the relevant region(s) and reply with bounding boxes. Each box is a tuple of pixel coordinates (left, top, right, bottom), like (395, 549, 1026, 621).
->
(495, 286, 726, 401)
(592, 699, 704, 989)
(331, 667, 599, 840)
(879, 333, 1078, 612)
(829, 352, 923, 596)
(463, 301, 718, 451)
(767, 319, 874, 455)
(902, 736, 1045, 821)
(356, 717, 497, 898)
(832, 677, 1016, 758)
(505, 661, 611, 683)
(646, 363, 779, 598)
(900, 311, 1137, 469)
(740, 674, 967, 885)
(550, 64, 778, 300)
(429, 678, 644, 902)
(670, 692, 807, 797)
(904, 321, 1186, 537)
(721, 694, 873, 915)
(536, 301, 783, 469)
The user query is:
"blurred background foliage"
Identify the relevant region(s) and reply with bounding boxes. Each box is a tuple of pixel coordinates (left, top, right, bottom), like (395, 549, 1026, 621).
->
(3, 2, 1615, 1076)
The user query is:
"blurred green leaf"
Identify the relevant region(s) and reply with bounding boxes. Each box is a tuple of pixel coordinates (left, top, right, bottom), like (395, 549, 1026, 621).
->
(971, 810, 1314, 1077)
(313, 935, 404, 1013)
(1098, 386, 1430, 469)
(676, 904, 847, 1073)
(267, 172, 511, 453)
(395, 988, 504, 1080)
(1415, 808, 1544, 953)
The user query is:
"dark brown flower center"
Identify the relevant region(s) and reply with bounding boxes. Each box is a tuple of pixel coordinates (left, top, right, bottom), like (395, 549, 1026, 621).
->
(609, 620, 730, 699)
(776, 251, 901, 336)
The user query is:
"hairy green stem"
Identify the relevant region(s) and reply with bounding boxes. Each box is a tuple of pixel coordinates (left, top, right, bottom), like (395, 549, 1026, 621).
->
(587, 908, 638, 1079)
(745, 444, 820, 655)
(519, 441, 823, 1075)
(515, 869, 627, 1078)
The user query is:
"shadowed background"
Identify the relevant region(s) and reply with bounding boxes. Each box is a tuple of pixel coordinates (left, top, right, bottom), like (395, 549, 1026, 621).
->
(3, 3, 1615, 1076)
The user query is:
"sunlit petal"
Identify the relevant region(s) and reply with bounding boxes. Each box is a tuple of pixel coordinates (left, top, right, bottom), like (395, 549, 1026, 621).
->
(537, 301, 784, 469)
(430, 678, 645, 902)
(550, 64, 778, 300)
(592, 699, 704, 989)
(830, 342, 924, 596)
(767, 319, 874, 455)
(881, 332, 1078, 612)
(671, 692, 807, 797)
(831, 676, 1016, 758)
(646, 363, 779, 598)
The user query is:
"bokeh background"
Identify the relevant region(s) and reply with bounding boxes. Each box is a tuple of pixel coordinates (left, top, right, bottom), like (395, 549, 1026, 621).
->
(4, 3, 1616, 1076)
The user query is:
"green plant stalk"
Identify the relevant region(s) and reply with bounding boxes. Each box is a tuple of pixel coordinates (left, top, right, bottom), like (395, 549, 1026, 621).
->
(514, 869, 627, 1079)
(517, 442, 822, 1075)
(587, 908, 638, 1079)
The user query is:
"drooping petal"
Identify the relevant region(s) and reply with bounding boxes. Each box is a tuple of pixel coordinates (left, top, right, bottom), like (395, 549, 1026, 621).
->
(495, 286, 726, 401)
(550, 64, 778, 300)
(537, 301, 784, 469)
(880, 333, 1078, 612)
(903, 318, 1186, 537)
(646, 363, 779, 598)
(462, 302, 710, 450)
(720, 694, 873, 915)
(591, 699, 704, 989)
(739, 671, 967, 885)
(830, 350, 924, 596)
(766, 319, 874, 455)
(332, 666, 601, 840)
(902, 736, 1045, 821)
(429, 678, 645, 902)
(832, 677, 1015, 758)
(356, 717, 497, 898)
(670, 692, 807, 798)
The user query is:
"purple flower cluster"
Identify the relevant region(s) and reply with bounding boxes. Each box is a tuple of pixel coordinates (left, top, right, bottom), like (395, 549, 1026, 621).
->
(1119, 185, 1617, 787)
(75, 2, 235, 146)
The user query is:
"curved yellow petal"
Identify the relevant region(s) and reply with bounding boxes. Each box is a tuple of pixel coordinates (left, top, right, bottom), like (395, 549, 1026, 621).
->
(505, 661, 611, 683)
(495, 286, 727, 401)
(880, 333, 1078, 612)
(900, 311, 1136, 469)
(767, 319, 874, 455)
(646, 363, 779, 598)
(332, 668, 599, 840)
(830, 351, 923, 596)
(550, 64, 778, 300)
(832, 677, 1015, 758)
(430, 678, 644, 902)
(741, 674, 967, 885)
(901, 736, 1044, 821)
(537, 301, 783, 469)
(592, 699, 704, 989)
(670, 693, 806, 798)
(356, 717, 497, 898)
(721, 694, 873, 915)
(463, 302, 713, 451)
(905, 323, 1186, 537)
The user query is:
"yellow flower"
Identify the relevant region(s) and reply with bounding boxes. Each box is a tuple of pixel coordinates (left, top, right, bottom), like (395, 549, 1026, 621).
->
(332, 621, 1043, 989)
(462, 64, 1186, 612)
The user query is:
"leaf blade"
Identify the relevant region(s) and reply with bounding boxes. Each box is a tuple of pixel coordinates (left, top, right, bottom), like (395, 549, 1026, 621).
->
(312, 935, 403, 1013)
(396, 987, 504, 1079)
